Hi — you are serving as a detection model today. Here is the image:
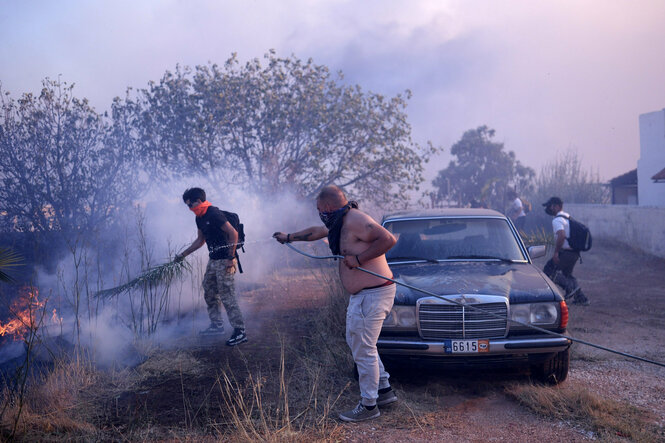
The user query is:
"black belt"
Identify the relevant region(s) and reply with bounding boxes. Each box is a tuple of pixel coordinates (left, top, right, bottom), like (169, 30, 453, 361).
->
(362, 280, 395, 291)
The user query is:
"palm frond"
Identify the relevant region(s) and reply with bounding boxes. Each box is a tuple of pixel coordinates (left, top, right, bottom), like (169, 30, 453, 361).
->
(0, 247, 23, 283)
(96, 259, 191, 299)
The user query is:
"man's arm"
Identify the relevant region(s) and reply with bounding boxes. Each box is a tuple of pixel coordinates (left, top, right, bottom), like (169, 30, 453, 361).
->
(343, 211, 396, 268)
(552, 229, 566, 264)
(221, 221, 238, 257)
(273, 226, 328, 244)
(176, 229, 206, 260)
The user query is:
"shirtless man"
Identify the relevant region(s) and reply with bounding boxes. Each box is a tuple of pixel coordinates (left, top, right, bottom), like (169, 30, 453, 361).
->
(273, 185, 397, 422)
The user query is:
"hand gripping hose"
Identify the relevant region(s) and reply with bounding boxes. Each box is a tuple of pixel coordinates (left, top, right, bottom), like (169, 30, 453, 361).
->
(284, 242, 665, 369)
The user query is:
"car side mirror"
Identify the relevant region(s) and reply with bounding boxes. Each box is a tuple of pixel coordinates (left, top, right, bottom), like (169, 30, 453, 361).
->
(528, 245, 546, 259)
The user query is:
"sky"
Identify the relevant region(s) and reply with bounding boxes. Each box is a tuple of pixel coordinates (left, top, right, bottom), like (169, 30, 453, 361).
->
(2, 0, 665, 185)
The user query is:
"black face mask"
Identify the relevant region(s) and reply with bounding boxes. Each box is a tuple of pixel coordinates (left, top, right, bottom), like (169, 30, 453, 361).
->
(319, 206, 349, 229)
(321, 201, 359, 255)
(545, 205, 557, 216)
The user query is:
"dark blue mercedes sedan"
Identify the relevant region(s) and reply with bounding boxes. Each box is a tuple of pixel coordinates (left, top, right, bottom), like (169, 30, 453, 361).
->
(378, 208, 571, 384)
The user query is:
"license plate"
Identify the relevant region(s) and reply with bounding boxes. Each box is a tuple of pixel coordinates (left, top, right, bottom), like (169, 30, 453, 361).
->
(444, 339, 490, 353)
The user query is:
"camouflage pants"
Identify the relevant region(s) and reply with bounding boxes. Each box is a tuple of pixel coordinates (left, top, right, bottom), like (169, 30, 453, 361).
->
(202, 258, 245, 329)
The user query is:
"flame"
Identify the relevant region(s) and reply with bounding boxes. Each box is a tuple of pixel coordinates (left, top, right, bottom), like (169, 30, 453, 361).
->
(51, 308, 63, 326)
(0, 286, 51, 341)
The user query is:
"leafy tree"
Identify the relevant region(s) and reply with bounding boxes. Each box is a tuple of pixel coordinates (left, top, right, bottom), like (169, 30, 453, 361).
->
(124, 51, 435, 205)
(432, 126, 535, 209)
(0, 78, 143, 237)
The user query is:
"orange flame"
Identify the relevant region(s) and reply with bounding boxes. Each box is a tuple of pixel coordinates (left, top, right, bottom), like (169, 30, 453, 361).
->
(0, 286, 49, 341)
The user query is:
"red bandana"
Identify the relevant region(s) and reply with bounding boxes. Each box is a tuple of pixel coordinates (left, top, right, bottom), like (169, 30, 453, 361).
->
(190, 200, 212, 217)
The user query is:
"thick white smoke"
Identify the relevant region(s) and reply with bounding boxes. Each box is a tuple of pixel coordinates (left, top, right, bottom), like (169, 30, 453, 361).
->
(10, 179, 325, 368)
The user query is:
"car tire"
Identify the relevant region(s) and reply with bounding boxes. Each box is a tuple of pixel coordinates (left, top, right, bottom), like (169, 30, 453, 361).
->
(531, 348, 569, 385)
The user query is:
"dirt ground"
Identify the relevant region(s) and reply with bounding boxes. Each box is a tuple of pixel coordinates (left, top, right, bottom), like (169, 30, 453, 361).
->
(89, 238, 665, 442)
(336, 238, 665, 442)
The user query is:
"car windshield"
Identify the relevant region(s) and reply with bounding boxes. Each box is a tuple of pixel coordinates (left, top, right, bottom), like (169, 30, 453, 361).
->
(383, 217, 526, 263)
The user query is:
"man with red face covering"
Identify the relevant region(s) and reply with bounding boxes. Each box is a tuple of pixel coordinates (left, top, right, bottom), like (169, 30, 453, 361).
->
(273, 185, 398, 423)
(176, 187, 247, 345)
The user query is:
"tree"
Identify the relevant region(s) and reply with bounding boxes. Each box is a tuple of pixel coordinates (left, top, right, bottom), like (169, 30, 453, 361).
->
(124, 51, 435, 205)
(432, 126, 535, 209)
(0, 79, 143, 237)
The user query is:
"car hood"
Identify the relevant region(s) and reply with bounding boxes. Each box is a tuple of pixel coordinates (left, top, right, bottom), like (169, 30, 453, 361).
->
(390, 261, 559, 305)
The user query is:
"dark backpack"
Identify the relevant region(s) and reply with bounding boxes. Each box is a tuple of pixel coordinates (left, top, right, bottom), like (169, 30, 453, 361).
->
(556, 215, 592, 252)
(222, 210, 246, 272)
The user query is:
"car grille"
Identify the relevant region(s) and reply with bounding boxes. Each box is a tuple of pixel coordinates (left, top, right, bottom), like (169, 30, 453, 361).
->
(418, 301, 508, 339)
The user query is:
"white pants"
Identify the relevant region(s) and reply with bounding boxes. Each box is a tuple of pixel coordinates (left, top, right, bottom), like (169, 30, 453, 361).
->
(346, 283, 396, 406)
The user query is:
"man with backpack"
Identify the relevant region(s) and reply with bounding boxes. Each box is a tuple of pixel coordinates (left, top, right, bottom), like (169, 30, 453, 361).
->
(176, 187, 247, 345)
(542, 196, 590, 306)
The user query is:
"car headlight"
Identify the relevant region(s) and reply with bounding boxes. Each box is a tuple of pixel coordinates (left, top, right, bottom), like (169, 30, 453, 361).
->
(510, 302, 559, 328)
(383, 305, 417, 329)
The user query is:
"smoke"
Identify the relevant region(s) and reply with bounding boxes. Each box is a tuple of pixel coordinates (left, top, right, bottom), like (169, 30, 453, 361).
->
(3, 177, 326, 369)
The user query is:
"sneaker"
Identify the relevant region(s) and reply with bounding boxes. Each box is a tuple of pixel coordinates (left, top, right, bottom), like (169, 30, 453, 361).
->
(226, 328, 248, 346)
(377, 388, 398, 406)
(338, 402, 380, 422)
(199, 324, 224, 336)
(565, 286, 581, 300)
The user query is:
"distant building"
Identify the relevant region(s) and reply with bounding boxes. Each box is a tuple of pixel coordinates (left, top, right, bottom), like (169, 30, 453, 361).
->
(609, 169, 638, 204)
(652, 166, 665, 183)
(638, 109, 665, 206)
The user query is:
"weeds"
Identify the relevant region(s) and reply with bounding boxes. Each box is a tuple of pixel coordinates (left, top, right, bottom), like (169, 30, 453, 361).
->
(0, 356, 98, 440)
(214, 337, 346, 442)
(506, 383, 662, 441)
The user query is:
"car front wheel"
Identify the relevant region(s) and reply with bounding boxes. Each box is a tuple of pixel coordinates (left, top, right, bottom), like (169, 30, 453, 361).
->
(531, 348, 570, 385)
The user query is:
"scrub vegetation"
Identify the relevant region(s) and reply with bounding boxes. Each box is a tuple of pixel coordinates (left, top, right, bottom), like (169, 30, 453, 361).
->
(1, 241, 664, 441)
(0, 52, 660, 441)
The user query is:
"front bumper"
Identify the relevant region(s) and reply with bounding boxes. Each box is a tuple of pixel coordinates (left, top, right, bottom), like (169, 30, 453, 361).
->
(377, 334, 571, 357)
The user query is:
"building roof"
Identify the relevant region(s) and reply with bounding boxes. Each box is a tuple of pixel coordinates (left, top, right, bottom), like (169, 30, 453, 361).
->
(652, 167, 665, 182)
(610, 168, 637, 186)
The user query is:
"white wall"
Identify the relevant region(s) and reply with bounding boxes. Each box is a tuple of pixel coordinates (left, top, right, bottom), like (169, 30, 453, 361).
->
(638, 109, 665, 206)
(566, 204, 665, 258)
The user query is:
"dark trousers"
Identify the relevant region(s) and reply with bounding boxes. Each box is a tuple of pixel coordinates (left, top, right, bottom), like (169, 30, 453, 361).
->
(543, 250, 586, 301)
(515, 215, 526, 231)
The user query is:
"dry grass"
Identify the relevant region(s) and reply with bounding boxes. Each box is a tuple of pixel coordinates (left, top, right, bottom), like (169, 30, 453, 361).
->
(0, 356, 100, 440)
(520, 227, 554, 249)
(213, 340, 347, 442)
(208, 268, 352, 441)
(0, 265, 490, 441)
(506, 382, 663, 442)
(136, 349, 205, 379)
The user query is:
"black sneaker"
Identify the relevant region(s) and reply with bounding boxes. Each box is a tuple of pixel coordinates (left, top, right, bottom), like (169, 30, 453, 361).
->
(565, 286, 581, 300)
(199, 324, 224, 336)
(338, 402, 380, 422)
(377, 388, 398, 406)
(226, 328, 247, 346)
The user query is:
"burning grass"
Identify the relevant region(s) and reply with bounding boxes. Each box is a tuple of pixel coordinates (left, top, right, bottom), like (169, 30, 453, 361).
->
(505, 383, 663, 441)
